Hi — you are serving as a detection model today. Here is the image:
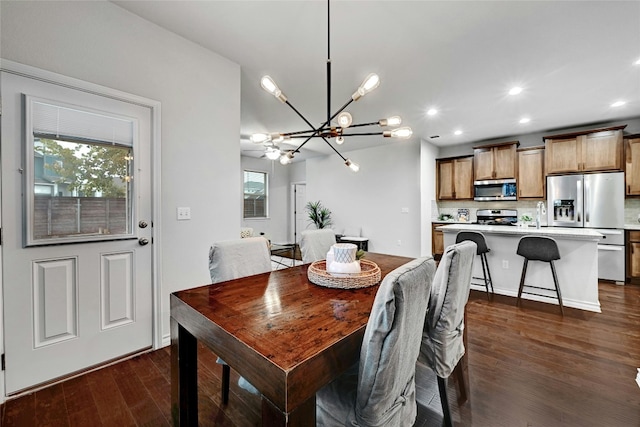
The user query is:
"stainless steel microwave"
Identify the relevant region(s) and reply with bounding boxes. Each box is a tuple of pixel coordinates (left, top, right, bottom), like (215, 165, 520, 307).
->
(474, 178, 517, 201)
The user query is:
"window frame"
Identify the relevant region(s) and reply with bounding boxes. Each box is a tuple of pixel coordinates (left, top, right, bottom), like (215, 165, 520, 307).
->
(243, 169, 269, 219)
(24, 95, 139, 247)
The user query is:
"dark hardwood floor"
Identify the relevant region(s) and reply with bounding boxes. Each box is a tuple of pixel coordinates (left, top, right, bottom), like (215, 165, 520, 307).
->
(1, 281, 639, 426)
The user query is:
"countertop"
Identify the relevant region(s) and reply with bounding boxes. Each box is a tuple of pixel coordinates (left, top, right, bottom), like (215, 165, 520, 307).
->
(436, 223, 603, 240)
(624, 224, 640, 230)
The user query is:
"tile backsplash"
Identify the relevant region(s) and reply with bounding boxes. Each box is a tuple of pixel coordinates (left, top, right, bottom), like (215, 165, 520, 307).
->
(435, 200, 546, 223)
(436, 198, 640, 225)
(625, 199, 640, 225)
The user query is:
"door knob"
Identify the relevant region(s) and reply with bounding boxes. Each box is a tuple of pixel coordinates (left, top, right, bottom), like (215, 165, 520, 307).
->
(139, 220, 148, 228)
(138, 238, 149, 246)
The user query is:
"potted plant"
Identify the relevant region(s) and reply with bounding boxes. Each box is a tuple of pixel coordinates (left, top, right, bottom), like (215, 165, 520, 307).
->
(306, 200, 333, 229)
(520, 214, 533, 227)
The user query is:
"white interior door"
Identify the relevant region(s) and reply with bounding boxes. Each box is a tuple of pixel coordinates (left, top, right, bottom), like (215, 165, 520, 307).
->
(293, 183, 307, 243)
(1, 71, 153, 394)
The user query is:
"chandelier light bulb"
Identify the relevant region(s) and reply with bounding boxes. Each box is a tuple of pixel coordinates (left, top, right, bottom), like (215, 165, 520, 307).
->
(270, 133, 284, 143)
(279, 151, 294, 165)
(336, 136, 345, 145)
(352, 73, 380, 101)
(265, 147, 281, 160)
(345, 159, 360, 172)
(384, 127, 413, 139)
(250, 133, 270, 144)
(261, 75, 287, 103)
(336, 112, 353, 128)
(379, 116, 402, 127)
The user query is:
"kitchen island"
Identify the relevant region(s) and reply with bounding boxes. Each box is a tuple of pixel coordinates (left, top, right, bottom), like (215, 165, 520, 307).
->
(438, 224, 602, 312)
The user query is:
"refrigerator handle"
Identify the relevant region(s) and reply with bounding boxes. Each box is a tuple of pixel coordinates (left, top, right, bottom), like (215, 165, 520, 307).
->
(584, 177, 590, 224)
(576, 179, 582, 223)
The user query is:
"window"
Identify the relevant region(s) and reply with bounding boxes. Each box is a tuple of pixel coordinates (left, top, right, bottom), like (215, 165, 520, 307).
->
(25, 96, 136, 246)
(243, 170, 268, 218)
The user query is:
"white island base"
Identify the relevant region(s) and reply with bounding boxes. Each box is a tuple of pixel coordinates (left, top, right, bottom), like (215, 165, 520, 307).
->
(439, 224, 602, 313)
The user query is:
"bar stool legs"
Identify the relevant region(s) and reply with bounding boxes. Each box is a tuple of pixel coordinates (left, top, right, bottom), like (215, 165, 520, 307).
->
(516, 236, 564, 316)
(455, 231, 493, 300)
(549, 260, 564, 316)
(479, 252, 494, 297)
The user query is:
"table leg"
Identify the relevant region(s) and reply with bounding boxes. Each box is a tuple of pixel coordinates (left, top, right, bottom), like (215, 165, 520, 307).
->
(171, 318, 198, 426)
(261, 394, 316, 427)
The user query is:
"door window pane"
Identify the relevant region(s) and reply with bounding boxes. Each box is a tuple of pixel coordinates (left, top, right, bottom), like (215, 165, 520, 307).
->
(31, 138, 133, 242)
(25, 96, 137, 246)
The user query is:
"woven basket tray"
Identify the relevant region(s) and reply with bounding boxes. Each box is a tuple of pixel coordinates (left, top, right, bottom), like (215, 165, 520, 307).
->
(308, 259, 381, 289)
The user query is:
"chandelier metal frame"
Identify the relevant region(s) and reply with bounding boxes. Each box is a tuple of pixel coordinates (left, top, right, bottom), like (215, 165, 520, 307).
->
(253, 0, 412, 171)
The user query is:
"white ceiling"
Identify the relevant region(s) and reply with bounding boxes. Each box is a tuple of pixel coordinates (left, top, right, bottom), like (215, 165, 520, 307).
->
(112, 0, 640, 160)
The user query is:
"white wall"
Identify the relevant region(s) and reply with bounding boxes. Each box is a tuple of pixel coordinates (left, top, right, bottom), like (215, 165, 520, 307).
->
(289, 161, 307, 183)
(306, 140, 422, 257)
(0, 1, 241, 346)
(241, 156, 291, 242)
(420, 140, 440, 256)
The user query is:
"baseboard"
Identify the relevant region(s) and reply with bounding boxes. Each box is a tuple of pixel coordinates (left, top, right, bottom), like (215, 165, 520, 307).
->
(470, 283, 601, 313)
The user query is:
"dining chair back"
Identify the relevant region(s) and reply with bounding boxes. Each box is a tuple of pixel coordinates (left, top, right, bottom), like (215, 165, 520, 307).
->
(316, 256, 437, 426)
(299, 229, 336, 263)
(208, 236, 272, 283)
(207, 236, 272, 403)
(418, 240, 476, 427)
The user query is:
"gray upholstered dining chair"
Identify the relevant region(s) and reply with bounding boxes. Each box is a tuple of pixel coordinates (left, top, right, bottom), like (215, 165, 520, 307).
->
(208, 236, 272, 404)
(316, 256, 437, 426)
(299, 228, 336, 263)
(208, 236, 272, 284)
(418, 240, 476, 427)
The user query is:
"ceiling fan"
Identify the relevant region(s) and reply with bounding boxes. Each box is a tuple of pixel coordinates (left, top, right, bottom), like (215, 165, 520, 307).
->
(241, 134, 296, 160)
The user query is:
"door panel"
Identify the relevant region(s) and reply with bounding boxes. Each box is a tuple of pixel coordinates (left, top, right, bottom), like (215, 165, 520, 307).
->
(33, 258, 78, 347)
(1, 71, 153, 394)
(101, 251, 135, 329)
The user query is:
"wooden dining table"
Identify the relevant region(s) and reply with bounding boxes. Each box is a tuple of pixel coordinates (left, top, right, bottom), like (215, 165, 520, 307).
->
(170, 252, 413, 426)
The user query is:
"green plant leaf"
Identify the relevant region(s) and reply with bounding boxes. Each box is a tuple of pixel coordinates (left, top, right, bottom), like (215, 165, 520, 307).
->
(305, 200, 332, 229)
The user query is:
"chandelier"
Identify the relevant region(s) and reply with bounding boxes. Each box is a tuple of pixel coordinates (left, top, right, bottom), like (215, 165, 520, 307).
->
(250, 0, 412, 172)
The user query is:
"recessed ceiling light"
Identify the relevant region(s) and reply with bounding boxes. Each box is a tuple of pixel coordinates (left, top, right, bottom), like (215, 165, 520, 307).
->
(509, 87, 523, 96)
(519, 117, 530, 124)
(635, 58, 640, 65)
(427, 108, 438, 116)
(611, 101, 626, 107)
(454, 130, 463, 136)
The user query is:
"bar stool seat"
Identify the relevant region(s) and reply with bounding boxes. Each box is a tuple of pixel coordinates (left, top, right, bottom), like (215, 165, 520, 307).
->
(455, 231, 493, 299)
(516, 236, 564, 316)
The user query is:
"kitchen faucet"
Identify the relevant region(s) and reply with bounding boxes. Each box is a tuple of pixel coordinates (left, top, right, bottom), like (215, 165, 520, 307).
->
(536, 201, 546, 229)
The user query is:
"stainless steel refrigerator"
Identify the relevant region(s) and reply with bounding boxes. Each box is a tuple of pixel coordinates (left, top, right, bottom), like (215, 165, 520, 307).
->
(546, 172, 625, 281)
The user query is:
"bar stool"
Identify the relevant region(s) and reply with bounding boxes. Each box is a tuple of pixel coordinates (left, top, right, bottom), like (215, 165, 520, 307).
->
(516, 236, 564, 316)
(455, 231, 493, 299)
